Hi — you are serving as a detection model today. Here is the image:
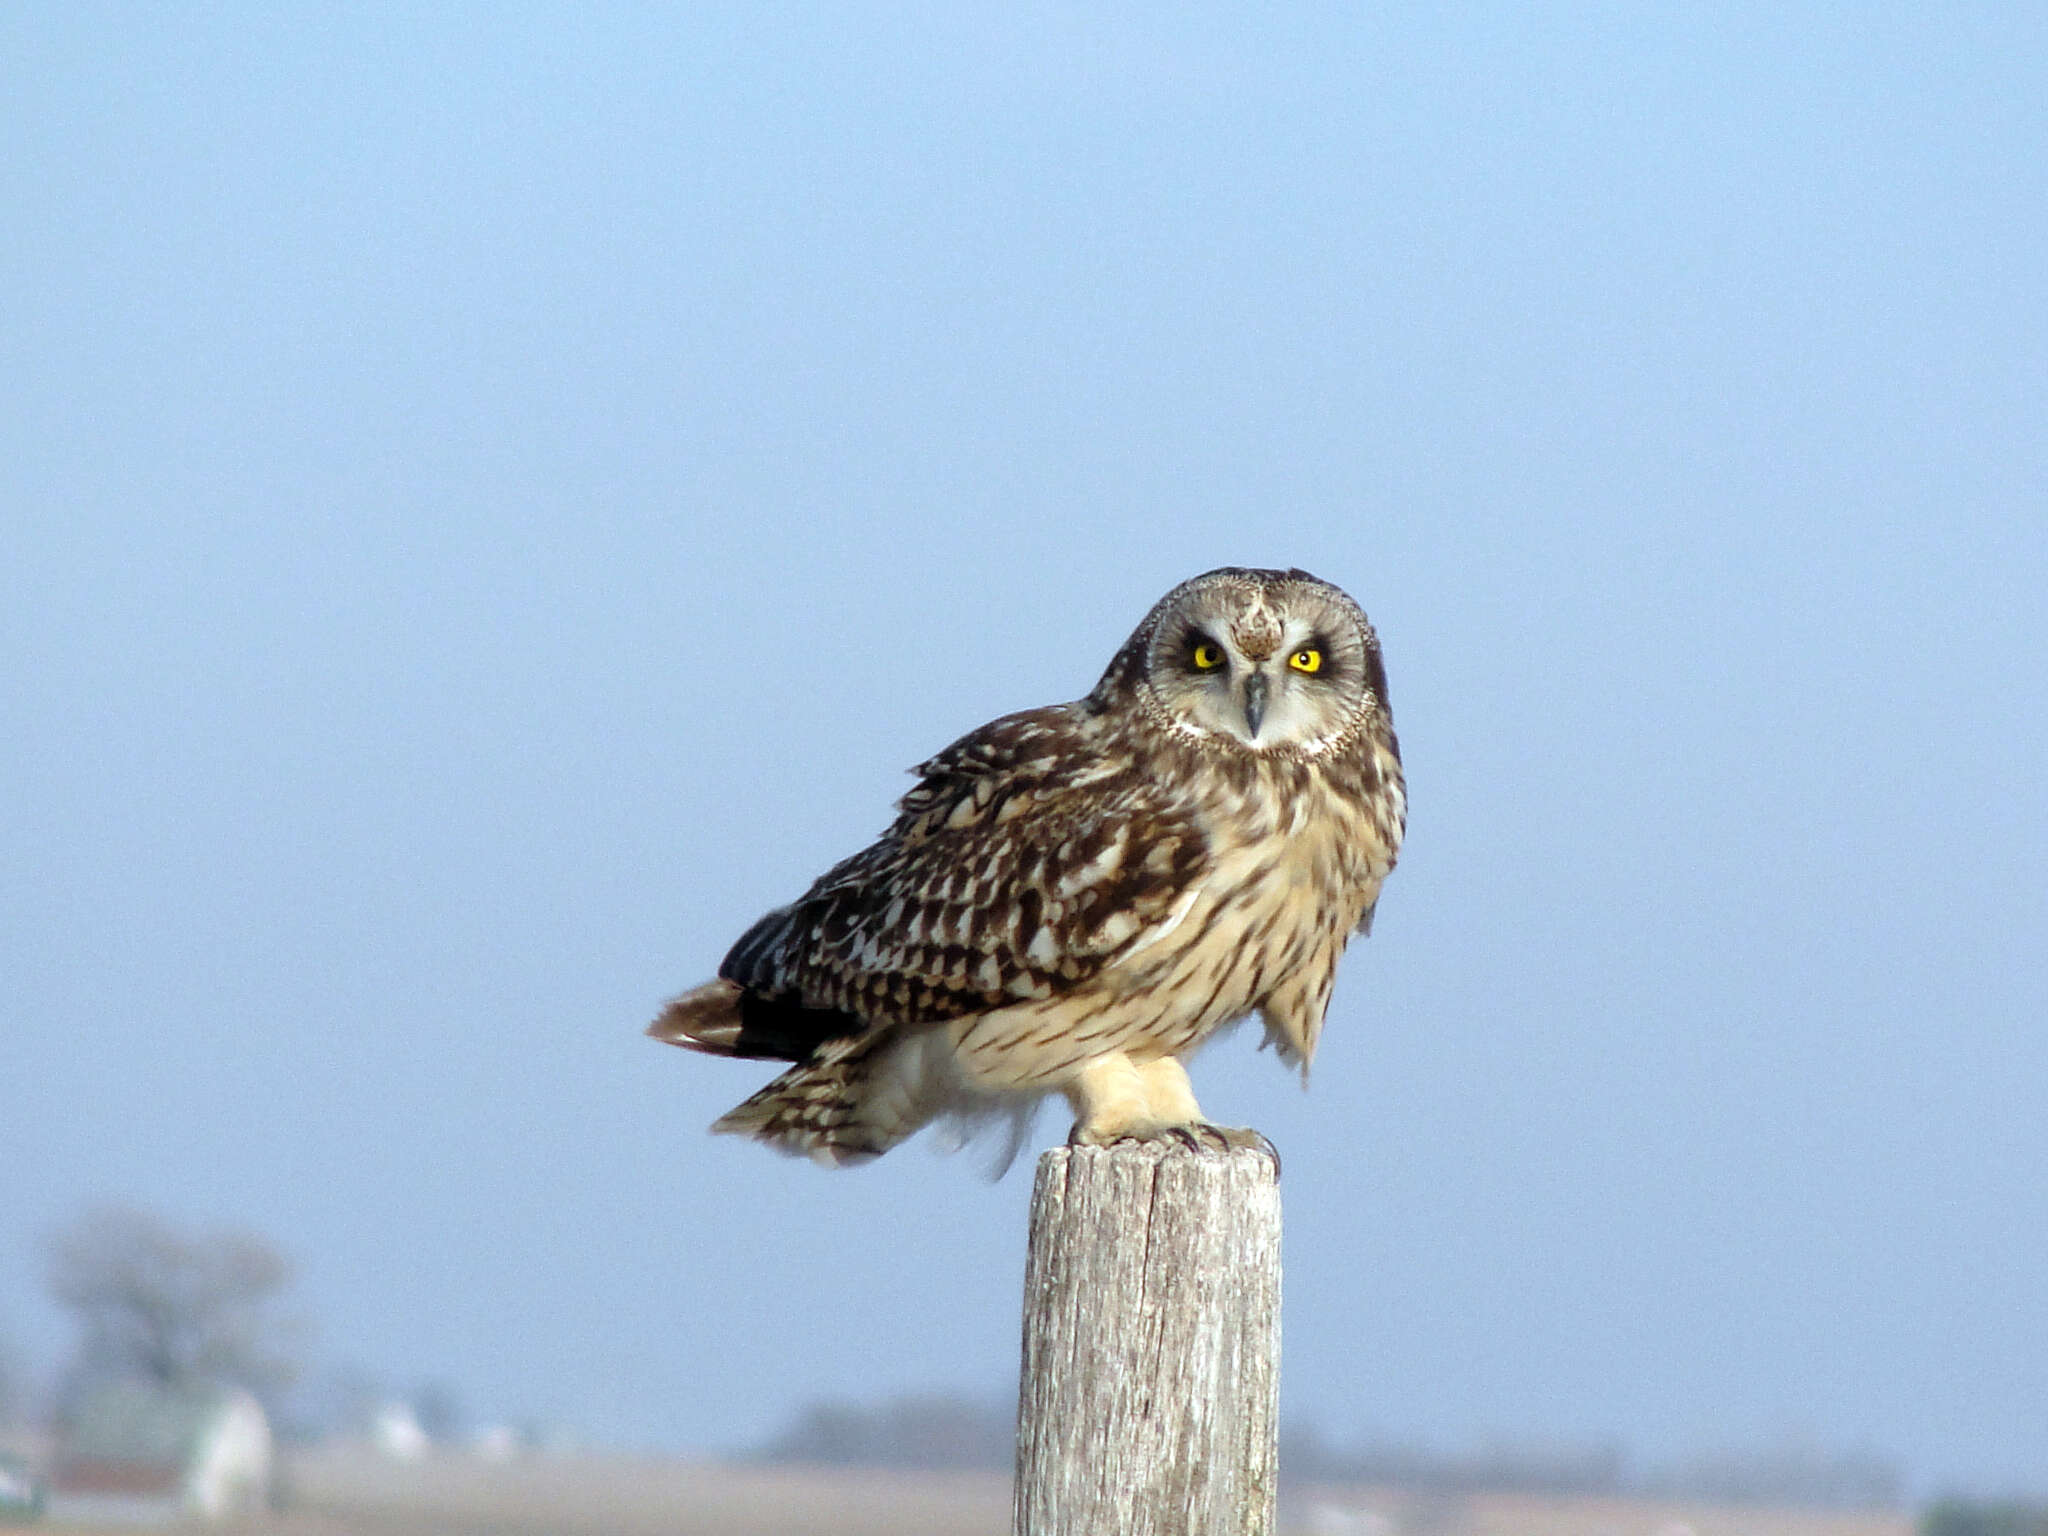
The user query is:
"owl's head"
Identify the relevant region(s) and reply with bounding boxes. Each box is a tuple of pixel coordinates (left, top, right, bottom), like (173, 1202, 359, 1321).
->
(1100, 567, 1391, 757)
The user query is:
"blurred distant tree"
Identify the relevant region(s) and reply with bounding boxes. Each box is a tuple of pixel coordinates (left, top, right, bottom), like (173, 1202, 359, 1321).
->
(275, 1363, 383, 1444)
(1278, 1423, 1626, 1496)
(760, 1393, 1013, 1470)
(45, 1204, 304, 1406)
(1645, 1441, 1900, 1510)
(413, 1380, 465, 1445)
(0, 1323, 19, 1426)
(1923, 1502, 2048, 1536)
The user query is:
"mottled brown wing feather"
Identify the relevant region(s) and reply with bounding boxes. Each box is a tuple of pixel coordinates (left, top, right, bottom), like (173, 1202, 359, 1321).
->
(716, 705, 1207, 1055)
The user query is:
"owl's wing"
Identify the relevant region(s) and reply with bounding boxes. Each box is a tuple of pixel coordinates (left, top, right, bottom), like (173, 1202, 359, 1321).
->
(717, 705, 1208, 1051)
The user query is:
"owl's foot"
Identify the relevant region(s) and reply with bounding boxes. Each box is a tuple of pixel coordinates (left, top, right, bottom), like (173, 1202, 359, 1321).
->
(1065, 1119, 1280, 1175)
(1192, 1122, 1279, 1165)
(1061, 1053, 1277, 1171)
(1185, 1122, 1281, 1174)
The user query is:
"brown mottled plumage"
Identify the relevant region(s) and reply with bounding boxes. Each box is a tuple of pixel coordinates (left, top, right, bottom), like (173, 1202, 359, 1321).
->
(650, 567, 1405, 1166)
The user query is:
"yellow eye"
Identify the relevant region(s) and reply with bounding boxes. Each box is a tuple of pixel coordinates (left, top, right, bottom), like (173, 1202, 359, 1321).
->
(1192, 642, 1224, 671)
(1289, 647, 1323, 675)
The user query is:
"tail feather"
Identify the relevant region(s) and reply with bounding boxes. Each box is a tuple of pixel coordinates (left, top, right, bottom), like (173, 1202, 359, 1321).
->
(711, 1030, 931, 1167)
(651, 986, 946, 1167)
(647, 979, 748, 1054)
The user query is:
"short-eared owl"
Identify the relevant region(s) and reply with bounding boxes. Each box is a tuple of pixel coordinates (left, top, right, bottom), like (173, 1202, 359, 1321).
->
(651, 567, 1404, 1166)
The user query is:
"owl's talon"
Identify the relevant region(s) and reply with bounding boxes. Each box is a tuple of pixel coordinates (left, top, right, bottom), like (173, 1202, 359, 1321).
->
(1106, 1126, 1202, 1152)
(1185, 1123, 1281, 1175)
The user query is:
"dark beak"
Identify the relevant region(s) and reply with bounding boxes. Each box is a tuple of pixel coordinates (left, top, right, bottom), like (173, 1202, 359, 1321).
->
(1242, 672, 1268, 739)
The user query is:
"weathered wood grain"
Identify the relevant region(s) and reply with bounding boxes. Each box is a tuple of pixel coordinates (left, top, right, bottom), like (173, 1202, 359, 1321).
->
(1013, 1142, 1281, 1536)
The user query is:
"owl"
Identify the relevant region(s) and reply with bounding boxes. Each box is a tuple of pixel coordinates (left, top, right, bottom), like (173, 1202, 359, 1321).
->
(650, 567, 1404, 1166)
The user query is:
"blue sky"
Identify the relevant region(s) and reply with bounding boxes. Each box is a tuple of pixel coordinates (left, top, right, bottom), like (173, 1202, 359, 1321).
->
(4, 3, 2044, 1497)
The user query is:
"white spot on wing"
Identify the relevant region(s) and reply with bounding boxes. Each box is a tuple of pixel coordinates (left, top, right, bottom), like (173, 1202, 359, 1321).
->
(1117, 886, 1201, 959)
(1055, 829, 1128, 897)
(1094, 910, 1139, 948)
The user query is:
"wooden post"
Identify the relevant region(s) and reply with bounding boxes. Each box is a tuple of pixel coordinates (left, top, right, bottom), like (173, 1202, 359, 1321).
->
(1013, 1142, 1281, 1536)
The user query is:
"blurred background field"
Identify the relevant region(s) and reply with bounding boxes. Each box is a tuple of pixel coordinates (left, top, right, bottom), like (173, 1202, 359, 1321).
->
(0, 1432, 1928, 1536)
(0, 1204, 1976, 1533)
